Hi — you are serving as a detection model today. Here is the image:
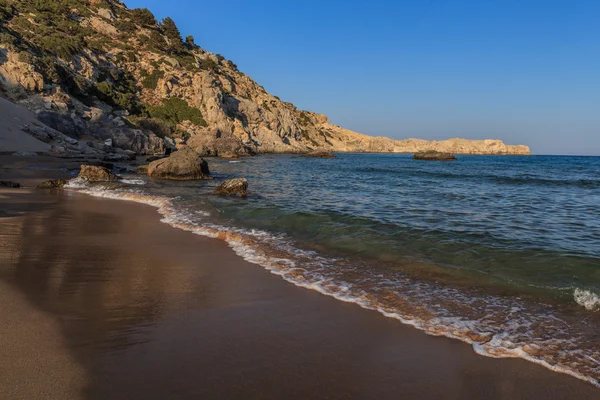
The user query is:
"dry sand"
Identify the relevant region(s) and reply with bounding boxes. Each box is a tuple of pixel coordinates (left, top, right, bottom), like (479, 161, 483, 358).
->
(0, 97, 50, 154)
(0, 159, 599, 399)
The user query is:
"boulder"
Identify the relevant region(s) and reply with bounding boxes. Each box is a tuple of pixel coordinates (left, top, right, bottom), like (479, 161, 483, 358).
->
(0, 180, 21, 188)
(77, 165, 119, 181)
(304, 151, 336, 158)
(146, 155, 166, 163)
(413, 151, 457, 161)
(214, 178, 248, 197)
(37, 179, 68, 189)
(147, 148, 210, 180)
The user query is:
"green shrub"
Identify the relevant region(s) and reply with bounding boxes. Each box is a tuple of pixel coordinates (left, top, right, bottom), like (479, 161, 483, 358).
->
(148, 98, 206, 127)
(141, 69, 164, 89)
(0, 33, 18, 46)
(116, 20, 137, 34)
(37, 56, 61, 83)
(199, 57, 218, 71)
(129, 116, 175, 138)
(18, 50, 36, 64)
(38, 34, 84, 59)
(131, 8, 156, 26)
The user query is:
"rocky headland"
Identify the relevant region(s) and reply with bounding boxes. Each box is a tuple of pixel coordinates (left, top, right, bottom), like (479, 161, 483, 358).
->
(0, 0, 530, 160)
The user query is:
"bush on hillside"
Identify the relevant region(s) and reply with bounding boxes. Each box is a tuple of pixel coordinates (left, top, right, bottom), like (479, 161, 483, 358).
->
(141, 69, 165, 89)
(147, 98, 206, 127)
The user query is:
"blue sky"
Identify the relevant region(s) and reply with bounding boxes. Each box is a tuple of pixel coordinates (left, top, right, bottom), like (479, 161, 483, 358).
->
(124, 0, 600, 155)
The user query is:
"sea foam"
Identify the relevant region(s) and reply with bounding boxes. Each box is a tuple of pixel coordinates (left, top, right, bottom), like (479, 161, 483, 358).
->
(574, 289, 600, 311)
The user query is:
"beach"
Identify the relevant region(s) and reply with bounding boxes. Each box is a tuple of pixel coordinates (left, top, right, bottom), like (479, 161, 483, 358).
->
(1, 158, 599, 399)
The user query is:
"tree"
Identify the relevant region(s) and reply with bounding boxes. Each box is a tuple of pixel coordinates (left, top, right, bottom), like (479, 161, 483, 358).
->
(131, 8, 157, 26)
(160, 17, 183, 53)
(185, 35, 196, 49)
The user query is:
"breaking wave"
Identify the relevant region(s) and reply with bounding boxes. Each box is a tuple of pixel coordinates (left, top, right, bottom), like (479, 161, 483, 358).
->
(575, 289, 600, 311)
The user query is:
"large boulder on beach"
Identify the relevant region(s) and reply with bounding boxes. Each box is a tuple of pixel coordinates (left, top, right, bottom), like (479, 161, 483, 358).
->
(147, 147, 210, 180)
(214, 178, 248, 197)
(77, 165, 119, 181)
(413, 151, 457, 161)
(37, 179, 68, 189)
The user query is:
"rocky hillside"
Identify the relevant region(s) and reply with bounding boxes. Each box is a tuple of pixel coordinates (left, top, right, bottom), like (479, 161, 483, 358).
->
(0, 0, 530, 157)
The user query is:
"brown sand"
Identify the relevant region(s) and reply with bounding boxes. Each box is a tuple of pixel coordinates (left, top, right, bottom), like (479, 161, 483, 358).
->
(0, 166, 599, 399)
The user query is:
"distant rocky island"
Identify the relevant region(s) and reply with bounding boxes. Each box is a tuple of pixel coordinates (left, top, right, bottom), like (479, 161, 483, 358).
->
(0, 0, 530, 158)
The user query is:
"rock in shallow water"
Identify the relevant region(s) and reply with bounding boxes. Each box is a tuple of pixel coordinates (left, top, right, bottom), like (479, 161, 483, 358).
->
(77, 165, 119, 181)
(147, 148, 210, 180)
(413, 151, 457, 161)
(303, 151, 336, 158)
(0, 180, 21, 188)
(37, 179, 68, 189)
(214, 178, 248, 197)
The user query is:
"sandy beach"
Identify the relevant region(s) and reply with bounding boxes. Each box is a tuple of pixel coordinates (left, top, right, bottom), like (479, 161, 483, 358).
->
(0, 157, 598, 400)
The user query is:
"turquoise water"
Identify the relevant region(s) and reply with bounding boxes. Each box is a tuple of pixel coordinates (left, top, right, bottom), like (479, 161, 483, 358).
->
(73, 154, 600, 385)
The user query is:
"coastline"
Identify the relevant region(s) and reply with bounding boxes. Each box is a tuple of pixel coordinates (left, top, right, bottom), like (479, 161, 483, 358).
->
(0, 157, 598, 398)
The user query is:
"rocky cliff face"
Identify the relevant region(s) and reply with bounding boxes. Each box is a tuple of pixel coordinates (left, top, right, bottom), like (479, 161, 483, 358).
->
(0, 0, 530, 157)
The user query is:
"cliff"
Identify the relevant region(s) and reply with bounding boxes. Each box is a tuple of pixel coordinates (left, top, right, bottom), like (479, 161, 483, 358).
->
(0, 0, 530, 157)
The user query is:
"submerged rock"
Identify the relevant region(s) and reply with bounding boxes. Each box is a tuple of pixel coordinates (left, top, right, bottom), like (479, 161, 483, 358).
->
(37, 179, 68, 189)
(0, 180, 21, 188)
(413, 151, 457, 161)
(136, 165, 149, 175)
(303, 151, 336, 158)
(214, 178, 248, 197)
(147, 147, 210, 180)
(77, 165, 119, 181)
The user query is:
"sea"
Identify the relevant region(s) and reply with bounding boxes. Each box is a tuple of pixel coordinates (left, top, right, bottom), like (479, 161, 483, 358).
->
(67, 153, 600, 386)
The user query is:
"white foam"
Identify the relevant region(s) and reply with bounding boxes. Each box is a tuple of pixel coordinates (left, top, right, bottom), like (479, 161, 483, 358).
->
(120, 179, 146, 185)
(574, 289, 600, 311)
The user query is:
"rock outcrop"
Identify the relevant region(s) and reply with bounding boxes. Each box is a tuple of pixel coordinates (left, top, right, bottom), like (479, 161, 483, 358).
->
(0, 0, 531, 158)
(147, 147, 210, 180)
(78, 165, 119, 181)
(214, 178, 248, 197)
(413, 151, 457, 161)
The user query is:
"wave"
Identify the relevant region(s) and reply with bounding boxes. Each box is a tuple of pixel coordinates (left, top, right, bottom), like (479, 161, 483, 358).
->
(574, 289, 600, 311)
(65, 182, 600, 389)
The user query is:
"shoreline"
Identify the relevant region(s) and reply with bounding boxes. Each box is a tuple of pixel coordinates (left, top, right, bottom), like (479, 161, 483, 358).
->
(1, 156, 599, 398)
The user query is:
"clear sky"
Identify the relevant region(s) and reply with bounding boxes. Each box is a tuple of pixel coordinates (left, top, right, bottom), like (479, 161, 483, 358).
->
(124, 0, 600, 155)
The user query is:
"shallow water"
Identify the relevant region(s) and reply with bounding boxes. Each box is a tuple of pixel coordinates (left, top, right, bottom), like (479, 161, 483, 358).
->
(68, 153, 600, 386)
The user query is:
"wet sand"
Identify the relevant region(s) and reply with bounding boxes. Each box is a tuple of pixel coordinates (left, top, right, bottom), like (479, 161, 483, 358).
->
(1, 186, 599, 399)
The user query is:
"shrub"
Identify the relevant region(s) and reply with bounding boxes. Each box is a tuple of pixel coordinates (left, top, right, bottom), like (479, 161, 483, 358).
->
(18, 50, 36, 64)
(38, 34, 84, 59)
(131, 8, 156, 26)
(116, 19, 136, 33)
(37, 56, 61, 83)
(148, 98, 206, 126)
(129, 116, 175, 138)
(199, 57, 218, 71)
(0, 33, 18, 46)
(141, 69, 164, 89)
